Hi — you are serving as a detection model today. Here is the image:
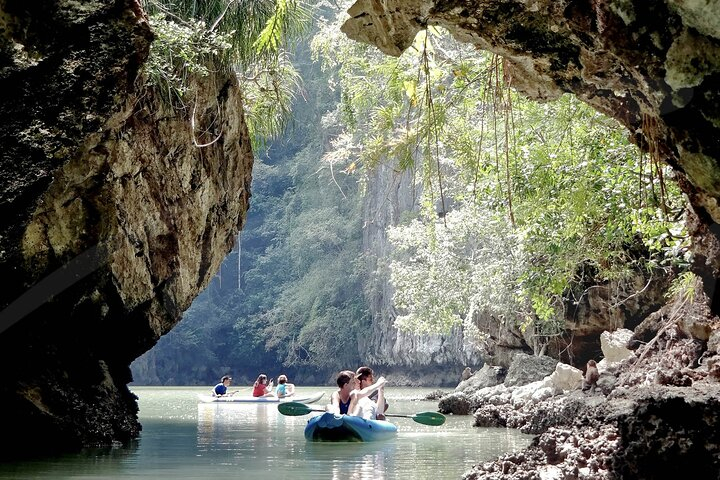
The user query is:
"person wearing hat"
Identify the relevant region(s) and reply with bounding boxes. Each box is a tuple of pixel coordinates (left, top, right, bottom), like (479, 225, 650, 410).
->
(212, 375, 235, 396)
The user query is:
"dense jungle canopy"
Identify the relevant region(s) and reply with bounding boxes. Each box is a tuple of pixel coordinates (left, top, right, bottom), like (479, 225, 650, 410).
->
(130, 0, 690, 386)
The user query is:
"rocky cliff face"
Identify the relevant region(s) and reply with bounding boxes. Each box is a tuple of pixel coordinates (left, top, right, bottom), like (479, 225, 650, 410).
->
(362, 160, 486, 383)
(342, 1, 720, 477)
(342, 0, 720, 313)
(0, 0, 253, 456)
(360, 134, 670, 381)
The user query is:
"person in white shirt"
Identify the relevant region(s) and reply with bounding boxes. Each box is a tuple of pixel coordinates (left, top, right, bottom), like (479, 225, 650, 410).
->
(351, 366, 387, 420)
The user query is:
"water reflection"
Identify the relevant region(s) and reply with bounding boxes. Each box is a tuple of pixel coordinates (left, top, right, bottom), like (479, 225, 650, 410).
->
(196, 402, 309, 463)
(306, 441, 397, 480)
(0, 442, 140, 479)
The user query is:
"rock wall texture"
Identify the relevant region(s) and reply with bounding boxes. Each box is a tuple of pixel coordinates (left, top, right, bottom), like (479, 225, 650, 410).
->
(342, 2, 720, 476)
(457, 292, 720, 478)
(361, 148, 670, 375)
(0, 0, 253, 456)
(362, 160, 486, 381)
(342, 0, 720, 313)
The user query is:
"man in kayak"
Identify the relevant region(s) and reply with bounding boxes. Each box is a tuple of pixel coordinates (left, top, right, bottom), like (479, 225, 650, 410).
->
(212, 375, 236, 396)
(353, 366, 388, 420)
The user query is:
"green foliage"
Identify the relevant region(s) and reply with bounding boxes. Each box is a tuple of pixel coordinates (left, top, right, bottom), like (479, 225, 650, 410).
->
(666, 271, 699, 304)
(312, 8, 689, 344)
(256, 248, 367, 368)
(143, 13, 233, 105)
(141, 0, 310, 146)
(142, 0, 310, 65)
(253, 0, 310, 54)
(388, 202, 522, 333)
(241, 135, 369, 368)
(510, 96, 689, 326)
(242, 52, 303, 148)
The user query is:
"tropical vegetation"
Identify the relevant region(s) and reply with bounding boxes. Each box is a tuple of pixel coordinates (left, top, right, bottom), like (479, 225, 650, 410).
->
(131, 1, 689, 384)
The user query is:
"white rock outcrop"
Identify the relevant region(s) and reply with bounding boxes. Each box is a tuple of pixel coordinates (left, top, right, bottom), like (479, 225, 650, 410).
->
(601, 329, 634, 363)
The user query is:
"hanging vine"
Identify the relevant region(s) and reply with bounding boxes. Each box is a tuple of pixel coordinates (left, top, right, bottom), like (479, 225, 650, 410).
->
(310, 12, 689, 336)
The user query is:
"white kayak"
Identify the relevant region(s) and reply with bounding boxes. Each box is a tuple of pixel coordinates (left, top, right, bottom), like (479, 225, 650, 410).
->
(197, 391, 325, 404)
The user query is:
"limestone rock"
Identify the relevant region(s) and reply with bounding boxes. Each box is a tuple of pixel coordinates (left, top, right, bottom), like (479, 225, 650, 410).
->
(361, 149, 485, 375)
(504, 353, 558, 387)
(456, 364, 506, 393)
(0, 1, 253, 456)
(601, 329, 634, 363)
(549, 363, 584, 392)
(438, 391, 472, 415)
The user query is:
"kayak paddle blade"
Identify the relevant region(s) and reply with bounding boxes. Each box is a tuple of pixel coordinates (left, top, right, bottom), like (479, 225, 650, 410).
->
(412, 411, 446, 426)
(277, 402, 314, 416)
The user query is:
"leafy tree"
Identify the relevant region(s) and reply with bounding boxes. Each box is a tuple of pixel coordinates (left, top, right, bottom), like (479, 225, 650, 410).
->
(388, 201, 523, 335)
(311, 6, 689, 350)
(240, 136, 368, 370)
(140, 0, 309, 146)
(132, 3, 369, 383)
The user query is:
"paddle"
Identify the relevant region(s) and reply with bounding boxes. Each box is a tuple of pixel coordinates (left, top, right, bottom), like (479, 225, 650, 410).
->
(278, 402, 446, 426)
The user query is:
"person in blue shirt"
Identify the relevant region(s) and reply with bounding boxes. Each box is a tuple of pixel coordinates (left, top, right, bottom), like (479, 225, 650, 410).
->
(275, 374, 295, 398)
(212, 375, 234, 396)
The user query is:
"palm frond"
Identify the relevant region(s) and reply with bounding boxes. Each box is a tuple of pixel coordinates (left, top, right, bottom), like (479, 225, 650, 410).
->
(142, 0, 311, 66)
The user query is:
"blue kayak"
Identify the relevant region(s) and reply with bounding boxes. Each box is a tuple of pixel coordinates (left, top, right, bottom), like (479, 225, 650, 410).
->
(304, 412, 398, 442)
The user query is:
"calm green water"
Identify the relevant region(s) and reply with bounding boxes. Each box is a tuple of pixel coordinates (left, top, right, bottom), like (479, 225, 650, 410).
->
(0, 386, 533, 479)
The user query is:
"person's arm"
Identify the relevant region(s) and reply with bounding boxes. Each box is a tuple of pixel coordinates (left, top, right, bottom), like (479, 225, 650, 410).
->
(375, 386, 385, 419)
(348, 395, 361, 416)
(328, 392, 341, 414)
(353, 376, 386, 400)
(286, 383, 295, 396)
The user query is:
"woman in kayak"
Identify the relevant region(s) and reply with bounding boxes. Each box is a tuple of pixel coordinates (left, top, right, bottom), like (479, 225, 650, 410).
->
(275, 374, 295, 398)
(252, 374, 275, 397)
(328, 370, 356, 414)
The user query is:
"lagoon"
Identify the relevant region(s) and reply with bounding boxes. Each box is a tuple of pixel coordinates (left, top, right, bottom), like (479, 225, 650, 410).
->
(0, 386, 533, 479)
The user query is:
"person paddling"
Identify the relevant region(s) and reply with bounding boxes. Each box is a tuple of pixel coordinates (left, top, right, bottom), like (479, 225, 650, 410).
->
(212, 375, 236, 396)
(252, 374, 275, 397)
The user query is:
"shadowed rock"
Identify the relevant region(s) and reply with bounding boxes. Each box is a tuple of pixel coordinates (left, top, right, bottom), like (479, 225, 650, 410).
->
(0, 0, 253, 456)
